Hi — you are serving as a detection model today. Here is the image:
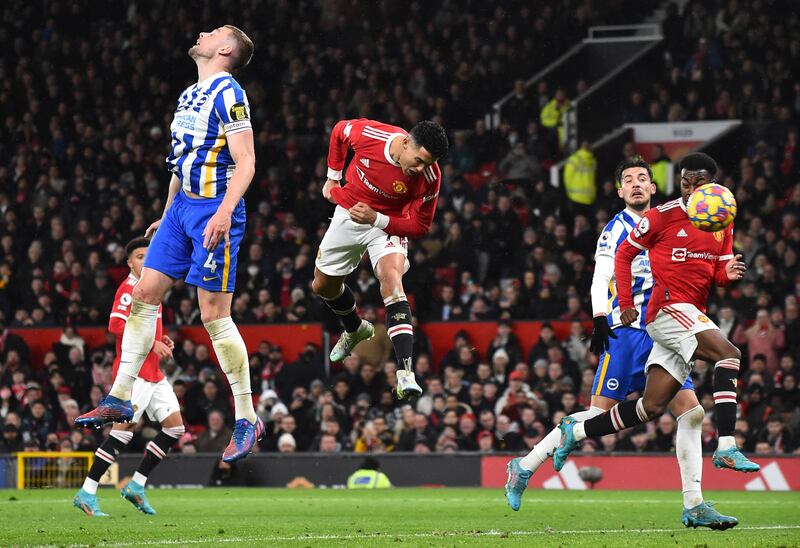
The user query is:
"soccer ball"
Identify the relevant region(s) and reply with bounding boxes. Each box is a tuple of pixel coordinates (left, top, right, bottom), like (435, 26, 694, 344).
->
(686, 183, 737, 232)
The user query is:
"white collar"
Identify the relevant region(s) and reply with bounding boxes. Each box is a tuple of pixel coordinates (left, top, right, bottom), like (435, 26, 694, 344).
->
(384, 133, 405, 167)
(197, 71, 230, 88)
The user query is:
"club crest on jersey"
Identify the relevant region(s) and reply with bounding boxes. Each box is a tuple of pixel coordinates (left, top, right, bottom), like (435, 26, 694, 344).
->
(229, 102, 249, 121)
(393, 180, 408, 194)
(713, 231, 724, 242)
(698, 315, 710, 323)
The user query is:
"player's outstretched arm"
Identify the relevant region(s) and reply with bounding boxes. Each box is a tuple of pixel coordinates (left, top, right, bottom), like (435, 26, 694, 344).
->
(203, 129, 255, 250)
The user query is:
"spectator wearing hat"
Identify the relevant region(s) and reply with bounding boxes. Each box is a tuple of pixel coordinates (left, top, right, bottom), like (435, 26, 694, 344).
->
(477, 430, 495, 453)
(486, 320, 522, 366)
(278, 433, 297, 453)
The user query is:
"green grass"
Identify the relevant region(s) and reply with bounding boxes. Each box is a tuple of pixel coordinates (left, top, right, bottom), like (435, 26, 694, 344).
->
(0, 488, 798, 546)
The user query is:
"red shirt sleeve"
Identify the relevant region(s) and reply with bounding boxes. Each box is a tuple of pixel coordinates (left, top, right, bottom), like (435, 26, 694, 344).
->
(385, 164, 441, 239)
(327, 119, 369, 180)
(714, 225, 736, 287)
(108, 282, 131, 337)
(615, 210, 663, 309)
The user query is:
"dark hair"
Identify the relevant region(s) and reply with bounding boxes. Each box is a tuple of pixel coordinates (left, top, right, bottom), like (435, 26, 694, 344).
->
(678, 152, 718, 179)
(125, 237, 150, 257)
(224, 25, 254, 70)
(615, 156, 653, 185)
(409, 120, 449, 159)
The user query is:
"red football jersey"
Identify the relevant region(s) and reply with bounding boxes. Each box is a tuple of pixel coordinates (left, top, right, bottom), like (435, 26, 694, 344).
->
(327, 118, 441, 238)
(615, 198, 735, 324)
(108, 274, 165, 383)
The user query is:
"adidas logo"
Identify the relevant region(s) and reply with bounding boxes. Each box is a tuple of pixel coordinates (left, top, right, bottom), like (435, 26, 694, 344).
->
(677, 228, 688, 237)
(745, 462, 790, 491)
(360, 158, 370, 168)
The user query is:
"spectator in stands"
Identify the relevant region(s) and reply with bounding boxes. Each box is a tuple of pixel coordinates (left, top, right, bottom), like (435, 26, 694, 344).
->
(195, 411, 233, 454)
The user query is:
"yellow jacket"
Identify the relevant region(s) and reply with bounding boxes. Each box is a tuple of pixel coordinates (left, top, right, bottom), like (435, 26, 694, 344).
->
(347, 469, 392, 488)
(540, 98, 570, 128)
(564, 148, 597, 205)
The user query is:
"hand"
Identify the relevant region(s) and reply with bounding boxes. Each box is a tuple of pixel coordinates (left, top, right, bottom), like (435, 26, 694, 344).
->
(145, 219, 162, 239)
(589, 315, 617, 355)
(322, 178, 340, 204)
(725, 253, 746, 281)
(162, 335, 175, 351)
(348, 202, 377, 225)
(153, 340, 173, 359)
(202, 208, 232, 250)
(620, 308, 639, 326)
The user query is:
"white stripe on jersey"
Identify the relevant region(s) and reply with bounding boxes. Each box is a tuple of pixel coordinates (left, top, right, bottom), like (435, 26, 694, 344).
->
(363, 128, 389, 141)
(423, 165, 435, 182)
(167, 71, 252, 198)
(364, 125, 391, 137)
(592, 209, 653, 330)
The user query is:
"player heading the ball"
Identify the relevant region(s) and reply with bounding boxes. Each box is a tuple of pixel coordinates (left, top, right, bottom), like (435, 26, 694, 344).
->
(313, 118, 448, 400)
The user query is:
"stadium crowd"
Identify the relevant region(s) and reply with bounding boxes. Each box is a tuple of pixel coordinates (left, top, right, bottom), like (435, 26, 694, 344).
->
(0, 0, 799, 462)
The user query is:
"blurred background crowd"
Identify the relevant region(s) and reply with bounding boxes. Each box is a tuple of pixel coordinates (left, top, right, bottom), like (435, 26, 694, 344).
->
(0, 0, 798, 460)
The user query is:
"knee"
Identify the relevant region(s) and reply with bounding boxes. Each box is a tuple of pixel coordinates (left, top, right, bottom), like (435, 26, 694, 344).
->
(311, 273, 339, 299)
(678, 404, 705, 429)
(378, 270, 403, 296)
(132, 283, 161, 306)
(643, 399, 667, 419)
(200, 309, 227, 324)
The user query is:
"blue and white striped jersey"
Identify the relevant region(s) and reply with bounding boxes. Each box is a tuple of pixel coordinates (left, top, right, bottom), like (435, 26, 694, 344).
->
(590, 209, 653, 330)
(167, 71, 252, 198)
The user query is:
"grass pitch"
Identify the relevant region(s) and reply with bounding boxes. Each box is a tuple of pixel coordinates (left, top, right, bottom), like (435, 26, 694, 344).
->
(0, 488, 798, 546)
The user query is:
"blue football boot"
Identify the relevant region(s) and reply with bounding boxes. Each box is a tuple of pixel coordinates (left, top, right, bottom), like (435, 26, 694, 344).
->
(505, 458, 532, 511)
(121, 480, 156, 515)
(222, 417, 265, 463)
(73, 489, 109, 517)
(682, 501, 738, 530)
(712, 447, 760, 473)
(553, 416, 579, 472)
(75, 395, 134, 428)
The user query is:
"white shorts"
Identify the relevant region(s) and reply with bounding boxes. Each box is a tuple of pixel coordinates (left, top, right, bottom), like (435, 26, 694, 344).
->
(645, 303, 719, 384)
(131, 377, 180, 424)
(315, 206, 409, 276)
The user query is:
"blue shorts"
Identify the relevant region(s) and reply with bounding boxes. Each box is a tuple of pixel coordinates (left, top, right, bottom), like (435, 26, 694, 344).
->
(592, 326, 693, 400)
(144, 191, 245, 292)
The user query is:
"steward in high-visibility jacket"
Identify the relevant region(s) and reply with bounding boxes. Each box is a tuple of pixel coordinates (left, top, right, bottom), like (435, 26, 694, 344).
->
(346, 457, 392, 489)
(564, 143, 597, 205)
(540, 89, 570, 149)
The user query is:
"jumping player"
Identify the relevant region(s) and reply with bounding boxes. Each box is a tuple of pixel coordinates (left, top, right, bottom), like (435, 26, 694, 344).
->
(76, 26, 262, 463)
(74, 238, 184, 517)
(312, 119, 448, 399)
(555, 153, 760, 520)
(505, 158, 736, 528)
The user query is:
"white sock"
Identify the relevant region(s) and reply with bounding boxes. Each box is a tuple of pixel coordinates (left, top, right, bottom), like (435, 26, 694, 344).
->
(676, 405, 704, 509)
(206, 317, 257, 422)
(519, 407, 604, 471)
(132, 471, 148, 486)
(717, 435, 736, 451)
(82, 477, 99, 495)
(109, 300, 160, 399)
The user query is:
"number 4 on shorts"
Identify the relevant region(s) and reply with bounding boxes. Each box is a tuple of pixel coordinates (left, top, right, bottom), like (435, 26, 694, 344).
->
(204, 252, 217, 273)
